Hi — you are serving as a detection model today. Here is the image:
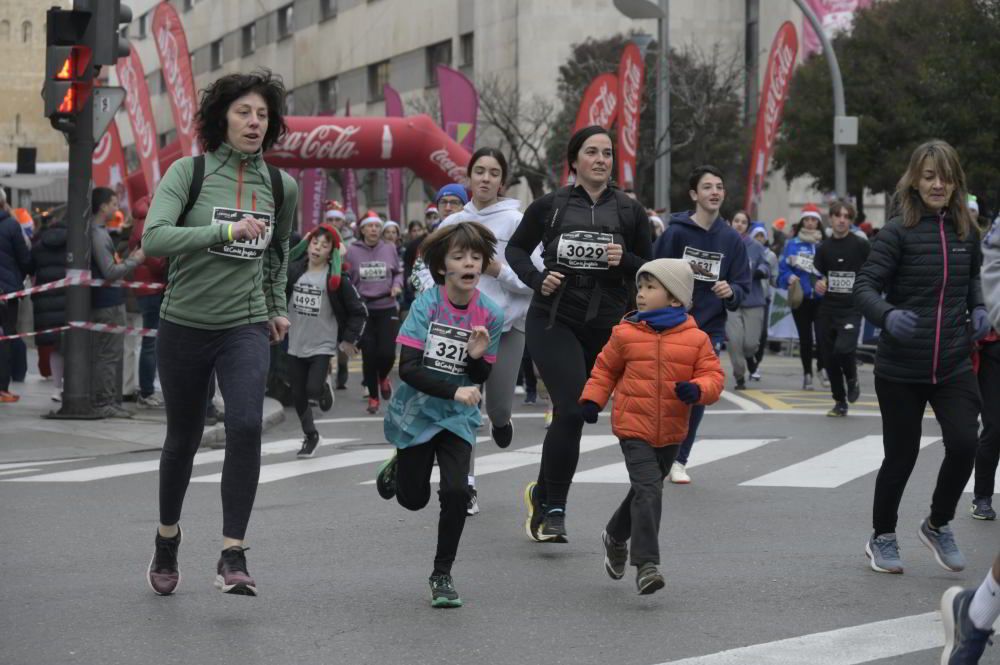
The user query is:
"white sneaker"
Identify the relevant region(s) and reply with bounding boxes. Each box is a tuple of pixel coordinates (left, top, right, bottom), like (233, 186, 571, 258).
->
(138, 393, 164, 408)
(668, 462, 691, 484)
(514, 385, 526, 395)
(51, 392, 62, 402)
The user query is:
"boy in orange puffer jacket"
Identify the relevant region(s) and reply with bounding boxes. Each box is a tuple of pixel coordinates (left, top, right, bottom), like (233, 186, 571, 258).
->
(580, 258, 724, 594)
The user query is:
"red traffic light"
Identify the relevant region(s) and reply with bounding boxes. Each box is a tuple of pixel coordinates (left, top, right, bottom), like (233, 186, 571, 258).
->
(52, 46, 91, 80)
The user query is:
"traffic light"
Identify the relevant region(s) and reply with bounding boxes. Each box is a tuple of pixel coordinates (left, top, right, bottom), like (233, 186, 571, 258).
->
(43, 7, 93, 129)
(88, 0, 132, 66)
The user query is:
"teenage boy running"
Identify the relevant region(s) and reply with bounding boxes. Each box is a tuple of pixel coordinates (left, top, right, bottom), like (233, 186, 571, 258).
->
(652, 166, 750, 483)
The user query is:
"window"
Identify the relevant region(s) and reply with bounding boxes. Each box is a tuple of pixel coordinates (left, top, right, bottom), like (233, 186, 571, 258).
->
(21, 20, 32, 43)
(137, 13, 147, 39)
(320, 0, 337, 21)
(460, 32, 474, 68)
(425, 40, 452, 87)
(319, 76, 338, 113)
(211, 39, 223, 70)
(242, 23, 256, 56)
(278, 5, 294, 39)
(368, 60, 389, 102)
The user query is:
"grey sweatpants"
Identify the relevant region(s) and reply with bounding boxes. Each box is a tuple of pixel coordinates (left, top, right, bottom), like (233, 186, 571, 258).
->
(90, 304, 125, 407)
(725, 306, 764, 381)
(470, 328, 525, 478)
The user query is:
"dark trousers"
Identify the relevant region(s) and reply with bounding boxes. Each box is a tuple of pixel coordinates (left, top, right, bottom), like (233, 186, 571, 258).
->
(872, 372, 981, 535)
(519, 344, 537, 393)
(974, 342, 1000, 498)
(0, 298, 19, 391)
(525, 308, 612, 509)
(792, 297, 823, 375)
(288, 353, 331, 436)
(818, 308, 860, 403)
(137, 294, 162, 398)
(675, 334, 724, 466)
(156, 319, 270, 540)
(748, 299, 771, 373)
(395, 430, 472, 576)
(606, 440, 679, 566)
(361, 306, 399, 399)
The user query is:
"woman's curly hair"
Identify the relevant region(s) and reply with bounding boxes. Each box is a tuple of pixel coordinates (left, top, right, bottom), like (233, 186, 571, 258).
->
(196, 69, 289, 153)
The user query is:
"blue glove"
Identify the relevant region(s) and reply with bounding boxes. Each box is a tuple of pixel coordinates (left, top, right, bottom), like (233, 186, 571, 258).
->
(581, 400, 600, 424)
(971, 306, 991, 341)
(884, 309, 919, 341)
(675, 381, 701, 405)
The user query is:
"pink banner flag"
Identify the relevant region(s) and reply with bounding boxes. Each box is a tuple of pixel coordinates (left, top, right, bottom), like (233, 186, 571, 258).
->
(299, 169, 328, 235)
(437, 65, 478, 152)
(802, 0, 871, 56)
(561, 73, 619, 186)
(616, 42, 645, 190)
(342, 100, 359, 222)
(116, 48, 162, 196)
(744, 22, 798, 216)
(93, 120, 130, 210)
(384, 84, 404, 222)
(151, 1, 199, 156)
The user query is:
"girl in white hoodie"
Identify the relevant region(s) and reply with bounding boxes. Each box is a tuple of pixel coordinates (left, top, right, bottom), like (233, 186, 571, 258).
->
(416, 148, 543, 513)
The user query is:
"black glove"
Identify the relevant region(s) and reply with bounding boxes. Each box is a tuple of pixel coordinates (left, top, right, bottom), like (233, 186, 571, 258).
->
(675, 381, 701, 405)
(581, 400, 600, 424)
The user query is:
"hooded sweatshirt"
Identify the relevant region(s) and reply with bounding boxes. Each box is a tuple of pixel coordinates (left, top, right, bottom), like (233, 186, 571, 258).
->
(652, 211, 751, 338)
(415, 198, 543, 332)
(344, 239, 402, 311)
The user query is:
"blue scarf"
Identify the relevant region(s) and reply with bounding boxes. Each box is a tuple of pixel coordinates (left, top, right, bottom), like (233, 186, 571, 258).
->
(635, 306, 687, 331)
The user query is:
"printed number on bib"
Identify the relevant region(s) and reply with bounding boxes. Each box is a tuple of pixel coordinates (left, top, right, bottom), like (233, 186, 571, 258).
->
(208, 207, 274, 260)
(795, 253, 816, 275)
(828, 271, 855, 294)
(682, 246, 723, 282)
(292, 283, 322, 317)
(424, 323, 470, 375)
(359, 261, 388, 282)
(557, 231, 613, 270)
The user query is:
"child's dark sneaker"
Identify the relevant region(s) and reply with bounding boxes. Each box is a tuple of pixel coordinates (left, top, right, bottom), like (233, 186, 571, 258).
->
(297, 432, 320, 458)
(319, 381, 334, 412)
(636, 563, 665, 595)
(429, 574, 463, 608)
(214, 546, 257, 596)
(376, 453, 398, 500)
(539, 508, 567, 543)
(602, 529, 627, 580)
(147, 527, 182, 596)
(492, 421, 513, 448)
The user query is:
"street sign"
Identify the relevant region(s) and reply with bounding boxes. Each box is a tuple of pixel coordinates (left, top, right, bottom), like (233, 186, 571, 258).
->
(92, 86, 125, 143)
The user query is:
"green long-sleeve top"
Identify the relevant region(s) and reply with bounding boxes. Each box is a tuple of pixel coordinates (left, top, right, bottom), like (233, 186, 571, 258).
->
(143, 143, 298, 330)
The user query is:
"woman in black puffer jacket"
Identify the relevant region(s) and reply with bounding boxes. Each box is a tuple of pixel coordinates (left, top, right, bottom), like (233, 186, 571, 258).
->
(854, 139, 990, 576)
(31, 214, 68, 398)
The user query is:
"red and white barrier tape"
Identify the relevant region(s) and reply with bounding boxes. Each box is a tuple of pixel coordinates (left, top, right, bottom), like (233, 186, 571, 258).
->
(0, 272, 165, 302)
(0, 321, 158, 341)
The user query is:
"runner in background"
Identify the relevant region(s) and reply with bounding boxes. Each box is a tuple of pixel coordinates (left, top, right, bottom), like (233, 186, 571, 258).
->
(813, 200, 869, 417)
(324, 200, 354, 390)
(725, 210, 769, 390)
(406, 185, 468, 297)
(652, 165, 750, 484)
(778, 204, 826, 390)
(746, 222, 778, 381)
(346, 210, 403, 415)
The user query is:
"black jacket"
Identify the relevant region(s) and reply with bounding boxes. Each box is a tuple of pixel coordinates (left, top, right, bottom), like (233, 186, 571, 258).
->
(0, 210, 32, 294)
(31, 221, 68, 345)
(854, 213, 983, 383)
(286, 258, 368, 345)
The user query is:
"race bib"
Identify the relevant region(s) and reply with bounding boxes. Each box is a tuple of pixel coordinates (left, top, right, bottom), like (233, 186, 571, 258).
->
(208, 207, 273, 260)
(682, 246, 723, 282)
(557, 231, 613, 270)
(828, 270, 855, 294)
(794, 253, 816, 274)
(292, 282, 322, 317)
(359, 261, 388, 281)
(423, 322, 469, 375)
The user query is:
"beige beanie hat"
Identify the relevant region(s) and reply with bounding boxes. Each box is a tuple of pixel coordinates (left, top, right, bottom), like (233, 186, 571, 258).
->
(636, 258, 695, 310)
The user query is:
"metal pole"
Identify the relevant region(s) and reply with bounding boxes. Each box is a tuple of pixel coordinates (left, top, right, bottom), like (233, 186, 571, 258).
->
(655, 0, 670, 212)
(793, 0, 847, 198)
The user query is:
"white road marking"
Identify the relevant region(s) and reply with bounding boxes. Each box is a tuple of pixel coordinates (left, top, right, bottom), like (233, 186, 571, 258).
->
(0, 469, 42, 477)
(717, 390, 764, 412)
(652, 611, 943, 665)
(191, 446, 390, 484)
(0, 458, 93, 471)
(573, 439, 779, 484)
(741, 436, 939, 488)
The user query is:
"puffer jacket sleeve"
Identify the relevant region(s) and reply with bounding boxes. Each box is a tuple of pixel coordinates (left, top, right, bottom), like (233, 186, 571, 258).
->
(580, 327, 626, 409)
(690, 334, 724, 406)
(967, 239, 984, 313)
(854, 223, 903, 327)
(984, 221, 1000, 330)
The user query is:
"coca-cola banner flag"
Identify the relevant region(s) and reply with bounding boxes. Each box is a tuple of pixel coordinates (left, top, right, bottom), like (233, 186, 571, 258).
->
(116, 48, 162, 195)
(803, 0, 871, 56)
(384, 84, 404, 222)
(616, 42, 645, 190)
(151, 1, 199, 156)
(437, 65, 478, 152)
(561, 73, 619, 186)
(93, 120, 130, 210)
(299, 169, 328, 235)
(744, 21, 798, 216)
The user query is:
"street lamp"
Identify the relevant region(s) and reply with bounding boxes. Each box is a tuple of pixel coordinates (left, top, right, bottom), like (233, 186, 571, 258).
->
(614, 0, 669, 212)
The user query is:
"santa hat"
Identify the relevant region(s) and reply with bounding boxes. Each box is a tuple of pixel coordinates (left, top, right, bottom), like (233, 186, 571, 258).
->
(425, 203, 439, 216)
(382, 220, 400, 232)
(749, 222, 768, 239)
(324, 200, 346, 221)
(358, 210, 383, 229)
(289, 222, 344, 291)
(799, 203, 822, 222)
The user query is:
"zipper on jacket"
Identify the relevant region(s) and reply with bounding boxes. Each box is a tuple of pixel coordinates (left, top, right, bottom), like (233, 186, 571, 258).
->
(236, 161, 245, 208)
(932, 212, 948, 384)
(656, 330, 662, 444)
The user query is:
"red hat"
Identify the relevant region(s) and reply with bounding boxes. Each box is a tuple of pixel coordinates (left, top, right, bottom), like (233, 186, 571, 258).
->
(425, 203, 439, 215)
(800, 203, 822, 221)
(773, 218, 787, 231)
(358, 210, 383, 229)
(324, 200, 346, 220)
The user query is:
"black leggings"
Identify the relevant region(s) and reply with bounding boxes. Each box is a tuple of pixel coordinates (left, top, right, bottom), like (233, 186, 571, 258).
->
(872, 371, 981, 535)
(157, 319, 270, 540)
(748, 299, 770, 374)
(525, 307, 612, 509)
(818, 309, 860, 403)
(974, 342, 1000, 498)
(520, 344, 537, 393)
(792, 297, 823, 375)
(289, 353, 331, 436)
(361, 306, 399, 398)
(395, 430, 472, 576)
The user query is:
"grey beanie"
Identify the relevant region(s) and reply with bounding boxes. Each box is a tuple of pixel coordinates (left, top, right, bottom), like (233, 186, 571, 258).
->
(636, 258, 695, 310)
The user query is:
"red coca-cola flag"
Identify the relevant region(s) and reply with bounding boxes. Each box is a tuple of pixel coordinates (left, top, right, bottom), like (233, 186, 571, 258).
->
(384, 84, 404, 222)
(437, 65, 478, 152)
(151, 1, 199, 156)
(744, 21, 798, 216)
(93, 120, 130, 210)
(116, 48, 162, 195)
(616, 43, 645, 190)
(561, 73, 619, 186)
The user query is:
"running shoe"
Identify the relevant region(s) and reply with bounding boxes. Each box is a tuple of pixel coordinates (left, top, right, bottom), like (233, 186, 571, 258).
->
(366, 397, 379, 415)
(865, 532, 904, 574)
(146, 527, 182, 596)
(51, 392, 62, 402)
(492, 421, 513, 449)
(668, 462, 690, 484)
(918, 518, 966, 572)
(467, 487, 480, 516)
(543, 409, 553, 429)
(137, 393, 164, 408)
(379, 377, 393, 400)
(750, 370, 762, 381)
(376, 453, 398, 500)
(819, 370, 830, 388)
(523, 391, 537, 404)
(970, 497, 996, 521)
(98, 404, 133, 419)
(602, 529, 627, 580)
(802, 373, 814, 391)
(941, 586, 995, 665)
(636, 563, 665, 595)
(514, 385, 526, 395)
(827, 402, 848, 417)
(297, 432, 320, 458)
(214, 546, 257, 596)
(539, 508, 568, 543)
(429, 573, 463, 608)
(523, 481, 544, 542)
(734, 377, 747, 391)
(319, 380, 334, 412)
(847, 378, 861, 403)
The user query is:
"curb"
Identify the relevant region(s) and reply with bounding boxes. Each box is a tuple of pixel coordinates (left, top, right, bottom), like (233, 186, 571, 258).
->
(201, 398, 286, 449)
